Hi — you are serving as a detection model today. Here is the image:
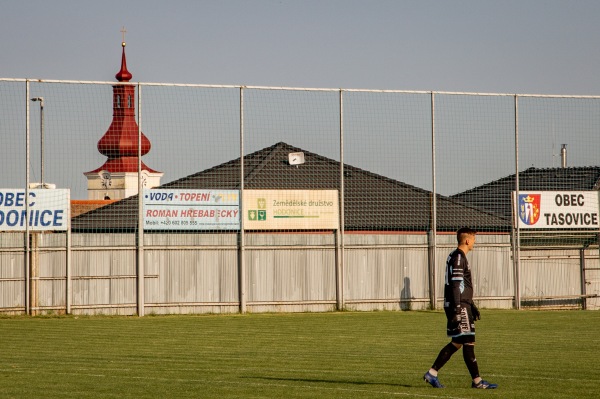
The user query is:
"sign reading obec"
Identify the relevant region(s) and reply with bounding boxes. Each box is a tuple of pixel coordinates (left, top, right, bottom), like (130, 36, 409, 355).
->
(0, 189, 70, 231)
(514, 191, 599, 229)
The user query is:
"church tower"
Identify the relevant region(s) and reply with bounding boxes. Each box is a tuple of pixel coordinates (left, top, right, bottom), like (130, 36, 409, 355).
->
(84, 36, 162, 200)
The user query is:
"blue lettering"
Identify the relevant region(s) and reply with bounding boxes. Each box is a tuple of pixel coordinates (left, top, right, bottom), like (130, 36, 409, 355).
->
(0, 191, 36, 207)
(40, 210, 53, 227)
(5, 193, 15, 206)
(15, 192, 25, 207)
(53, 210, 64, 226)
(28, 209, 38, 226)
(148, 192, 173, 201)
(7, 210, 19, 226)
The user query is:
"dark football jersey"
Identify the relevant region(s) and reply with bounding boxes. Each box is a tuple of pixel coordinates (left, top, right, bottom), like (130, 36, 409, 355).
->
(443, 248, 473, 309)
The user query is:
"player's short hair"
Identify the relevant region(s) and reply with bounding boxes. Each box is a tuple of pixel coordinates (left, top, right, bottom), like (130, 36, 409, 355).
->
(457, 227, 477, 244)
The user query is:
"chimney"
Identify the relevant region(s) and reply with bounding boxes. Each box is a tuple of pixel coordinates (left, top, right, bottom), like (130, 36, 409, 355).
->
(560, 144, 567, 168)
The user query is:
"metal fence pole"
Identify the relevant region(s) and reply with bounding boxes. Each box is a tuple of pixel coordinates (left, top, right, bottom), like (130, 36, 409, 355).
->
(137, 83, 145, 317)
(513, 95, 521, 310)
(25, 80, 31, 315)
(336, 89, 345, 310)
(239, 86, 246, 314)
(429, 92, 437, 310)
(580, 248, 587, 310)
(66, 224, 72, 314)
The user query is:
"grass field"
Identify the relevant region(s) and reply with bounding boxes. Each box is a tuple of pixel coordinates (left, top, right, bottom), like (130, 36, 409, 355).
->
(1, 310, 599, 398)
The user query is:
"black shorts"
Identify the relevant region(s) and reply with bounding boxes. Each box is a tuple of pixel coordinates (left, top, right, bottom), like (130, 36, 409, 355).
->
(445, 304, 476, 344)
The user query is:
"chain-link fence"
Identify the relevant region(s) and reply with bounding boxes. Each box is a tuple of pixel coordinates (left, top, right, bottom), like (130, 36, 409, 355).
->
(1, 78, 599, 315)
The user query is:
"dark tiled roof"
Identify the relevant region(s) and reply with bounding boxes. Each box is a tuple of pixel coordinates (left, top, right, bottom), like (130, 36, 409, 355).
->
(451, 166, 600, 219)
(72, 142, 510, 232)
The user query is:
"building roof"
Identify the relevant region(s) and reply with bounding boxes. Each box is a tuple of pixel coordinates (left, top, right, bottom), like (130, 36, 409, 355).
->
(71, 200, 117, 218)
(72, 142, 510, 232)
(451, 166, 600, 219)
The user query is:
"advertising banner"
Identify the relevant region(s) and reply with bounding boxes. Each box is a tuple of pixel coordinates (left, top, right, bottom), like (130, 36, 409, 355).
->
(243, 190, 339, 230)
(143, 189, 240, 230)
(514, 191, 599, 229)
(0, 189, 70, 231)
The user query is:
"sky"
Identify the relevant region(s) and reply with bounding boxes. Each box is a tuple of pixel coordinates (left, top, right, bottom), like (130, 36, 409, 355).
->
(2, 0, 600, 199)
(3, 0, 600, 94)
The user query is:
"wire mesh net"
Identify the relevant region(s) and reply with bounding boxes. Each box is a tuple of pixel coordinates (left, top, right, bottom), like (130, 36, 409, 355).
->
(1, 77, 599, 314)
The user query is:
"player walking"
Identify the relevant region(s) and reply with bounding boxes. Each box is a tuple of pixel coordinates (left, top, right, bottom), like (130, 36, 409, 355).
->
(423, 227, 498, 389)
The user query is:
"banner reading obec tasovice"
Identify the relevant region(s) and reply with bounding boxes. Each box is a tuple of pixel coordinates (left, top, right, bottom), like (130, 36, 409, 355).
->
(244, 190, 339, 230)
(513, 191, 599, 229)
(0, 189, 70, 231)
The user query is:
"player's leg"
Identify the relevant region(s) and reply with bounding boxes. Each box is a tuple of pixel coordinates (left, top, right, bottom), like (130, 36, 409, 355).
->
(423, 342, 460, 388)
(462, 343, 480, 380)
(459, 305, 498, 388)
(432, 341, 461, 371)
(463, 343, 498, 388)
(424, 306, 465, 388)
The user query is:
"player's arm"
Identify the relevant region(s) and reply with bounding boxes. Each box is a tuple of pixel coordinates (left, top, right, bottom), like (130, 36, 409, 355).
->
(449, 256, 464, 322)
(451, 279, 462, 309)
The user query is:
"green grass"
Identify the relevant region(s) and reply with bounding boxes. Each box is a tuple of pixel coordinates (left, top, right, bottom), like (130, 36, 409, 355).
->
(1, 310, 599, 398)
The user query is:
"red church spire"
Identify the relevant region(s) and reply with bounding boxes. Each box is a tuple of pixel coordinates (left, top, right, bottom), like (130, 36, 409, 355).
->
(87, 34, 159, 174)
(115, 40, 133, 82)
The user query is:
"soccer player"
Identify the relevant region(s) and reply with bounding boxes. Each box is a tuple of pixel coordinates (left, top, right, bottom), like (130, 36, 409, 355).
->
(423, 227, 498, 389)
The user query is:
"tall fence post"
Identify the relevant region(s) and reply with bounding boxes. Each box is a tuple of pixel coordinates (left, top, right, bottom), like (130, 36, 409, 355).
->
(336, 89, 345, 310)
(137, 83, 145, 317)
(239, 86, 246, 314)
(25, 80, 31, 315)
(429, 91, 437, 310)
(513, 94, 521, 310)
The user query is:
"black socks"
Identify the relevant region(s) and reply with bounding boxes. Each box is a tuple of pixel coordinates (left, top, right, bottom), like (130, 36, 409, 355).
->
(462, 344, 480, 379)
(432, 342, 480, 380)
(432, 342, 460, 371)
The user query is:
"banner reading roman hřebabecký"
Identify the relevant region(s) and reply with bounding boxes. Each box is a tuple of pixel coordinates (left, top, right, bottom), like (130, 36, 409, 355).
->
(0, 189, 70, 231)
(513, 191, 599, 229)
(143, 189, 240, 230)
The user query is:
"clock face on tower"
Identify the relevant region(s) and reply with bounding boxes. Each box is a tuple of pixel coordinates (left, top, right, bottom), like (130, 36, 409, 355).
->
(99, 171, 112, 189)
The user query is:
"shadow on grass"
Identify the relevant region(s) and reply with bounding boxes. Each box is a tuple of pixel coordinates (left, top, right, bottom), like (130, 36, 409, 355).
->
(243, 375, 414, 388)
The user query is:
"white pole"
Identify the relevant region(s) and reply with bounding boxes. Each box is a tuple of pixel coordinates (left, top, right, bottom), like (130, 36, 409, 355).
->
(337, 89, 345, 310)
(137, 84, 145, 317)
(239, 87, 246, 314)
(430, 92, 437, 310)
(40, 99, 44, 185)
(25, 81, 31, 315)
(514, 95, 521, 310)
